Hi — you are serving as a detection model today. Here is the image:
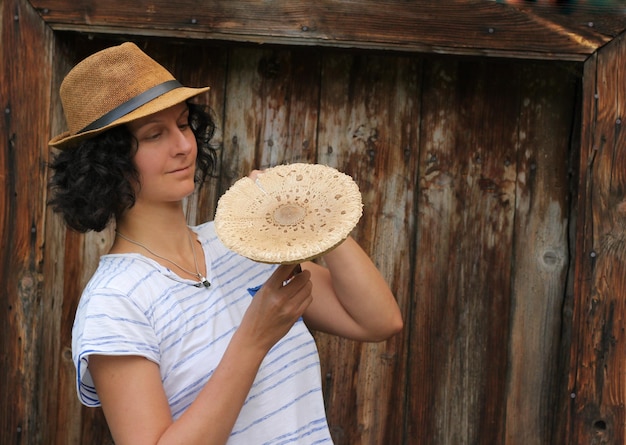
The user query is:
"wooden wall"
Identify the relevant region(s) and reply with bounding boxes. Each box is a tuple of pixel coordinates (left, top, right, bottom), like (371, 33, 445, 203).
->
(36, 34, 578, 444)
(2, 0, 625, 444)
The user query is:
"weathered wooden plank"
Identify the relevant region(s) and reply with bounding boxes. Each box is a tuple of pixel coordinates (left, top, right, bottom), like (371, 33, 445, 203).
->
(410, 57, 522, 444)
(220, 46, 321, 189)
(0, 0, 55, 444)
(316, 52, 420, 444)
(568, 32, 626, 444)
(42, 37, 83, 445)
(505, 62, 574, 444)
(27, 0, 623, 61)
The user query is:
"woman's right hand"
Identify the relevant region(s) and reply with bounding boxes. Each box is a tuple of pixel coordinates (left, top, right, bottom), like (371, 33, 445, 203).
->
(238, 264, 313, 352)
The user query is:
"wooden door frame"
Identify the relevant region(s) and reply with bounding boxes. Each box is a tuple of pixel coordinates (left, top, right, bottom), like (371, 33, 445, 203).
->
(2, 0, 625, 442)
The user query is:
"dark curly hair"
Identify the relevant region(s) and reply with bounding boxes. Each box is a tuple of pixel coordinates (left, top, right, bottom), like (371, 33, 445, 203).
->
(48, 102, 218, 232)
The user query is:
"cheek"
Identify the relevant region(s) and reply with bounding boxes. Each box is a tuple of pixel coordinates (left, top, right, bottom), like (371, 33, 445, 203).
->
(133, 151, 163, 181)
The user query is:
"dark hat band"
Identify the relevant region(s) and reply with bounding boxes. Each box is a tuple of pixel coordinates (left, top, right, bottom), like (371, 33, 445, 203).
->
(78, 79, 183, 134)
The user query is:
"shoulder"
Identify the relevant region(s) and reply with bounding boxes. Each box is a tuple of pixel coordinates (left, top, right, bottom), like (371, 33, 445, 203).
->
(191, 220, 219, 245)
(87, 254, 162, 294)
(192, 220, 215, 235)
(79, 254, 179, 318)
(192, 221, 239, 263)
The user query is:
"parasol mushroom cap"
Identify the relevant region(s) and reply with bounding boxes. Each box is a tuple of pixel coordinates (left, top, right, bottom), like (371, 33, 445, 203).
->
(214, 163, 363, 264)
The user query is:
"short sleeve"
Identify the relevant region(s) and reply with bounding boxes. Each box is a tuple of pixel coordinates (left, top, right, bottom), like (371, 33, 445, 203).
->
(72, 287, 159, 406)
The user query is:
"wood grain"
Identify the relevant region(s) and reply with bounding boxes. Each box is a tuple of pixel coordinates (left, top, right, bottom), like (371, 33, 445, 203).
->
(567, 32, 626, 445)
(505, 62, 573, 444)
(409, 57, 520, 444)
(1, 0, 54, 442)
(3, 0, 626, 442)
(221, 45, 321, 186)
(29, 0, 625, 61)
(316, 52, 420, 444)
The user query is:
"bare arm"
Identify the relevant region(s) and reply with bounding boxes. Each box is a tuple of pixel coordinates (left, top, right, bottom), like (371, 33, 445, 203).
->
(89, 264, 312, 445)
(245, 169, 402, 341)
(302, 236, 403, 341)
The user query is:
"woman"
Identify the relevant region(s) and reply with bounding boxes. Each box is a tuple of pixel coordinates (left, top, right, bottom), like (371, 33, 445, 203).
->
(48, 42, 403, 445)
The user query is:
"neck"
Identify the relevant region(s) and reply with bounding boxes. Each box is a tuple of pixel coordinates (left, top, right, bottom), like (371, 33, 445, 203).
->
(116, 200, 190, 248)
(114, 228, 210, 289)
(110, 201, 209, 287)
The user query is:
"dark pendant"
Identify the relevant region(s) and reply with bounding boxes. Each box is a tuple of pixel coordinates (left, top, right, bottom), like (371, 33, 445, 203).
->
(197, 276, 211, 288)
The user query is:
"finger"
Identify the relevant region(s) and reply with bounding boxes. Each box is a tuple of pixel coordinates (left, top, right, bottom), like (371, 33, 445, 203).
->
(282, 264, 303, 286)
(247, 169, 264, 180)
(279, 272, 313, 317)
(266, 264, 303, 289)
(292, 280, 314, 315)
(282, 268, 311, 292)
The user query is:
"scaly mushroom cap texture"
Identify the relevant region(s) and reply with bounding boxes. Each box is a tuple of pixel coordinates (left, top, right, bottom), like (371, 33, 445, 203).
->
(214, 163, 363, 264)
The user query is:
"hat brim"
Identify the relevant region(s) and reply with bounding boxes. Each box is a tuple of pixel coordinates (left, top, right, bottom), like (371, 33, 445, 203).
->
(49, 85, 210, 150)
(214, 163, 363, 264)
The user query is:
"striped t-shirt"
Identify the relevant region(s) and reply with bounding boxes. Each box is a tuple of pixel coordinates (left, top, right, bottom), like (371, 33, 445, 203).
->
(72, 221, 333, 444)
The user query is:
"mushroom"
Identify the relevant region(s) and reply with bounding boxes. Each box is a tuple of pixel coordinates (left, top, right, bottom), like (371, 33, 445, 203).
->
(214, 163, 363, 264)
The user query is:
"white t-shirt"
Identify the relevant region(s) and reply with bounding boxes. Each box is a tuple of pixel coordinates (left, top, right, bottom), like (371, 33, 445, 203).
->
(72, 221, 333, 444)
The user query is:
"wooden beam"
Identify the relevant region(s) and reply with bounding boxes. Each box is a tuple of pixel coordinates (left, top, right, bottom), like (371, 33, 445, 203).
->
(567, 31, 626, 444)
(0, 0, 56, 443)
(28, 0, 624, 61)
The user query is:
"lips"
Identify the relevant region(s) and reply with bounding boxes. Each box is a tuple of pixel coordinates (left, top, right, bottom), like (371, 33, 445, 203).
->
(168, 164, 193, 174)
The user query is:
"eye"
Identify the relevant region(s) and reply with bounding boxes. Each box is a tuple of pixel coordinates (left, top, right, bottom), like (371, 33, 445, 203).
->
(145, 131, 162, 140)
(178, 122, 191, 131)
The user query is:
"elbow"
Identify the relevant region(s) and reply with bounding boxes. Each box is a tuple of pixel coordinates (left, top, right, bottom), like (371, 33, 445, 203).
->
(367, 310, 404, 343)
(385, 311, 404, 338)
(384, 294, 404, 338)
(391, 313, 404, 335)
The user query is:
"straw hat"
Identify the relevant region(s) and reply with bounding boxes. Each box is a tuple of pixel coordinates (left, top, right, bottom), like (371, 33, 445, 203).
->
(214, 163, 363, 264)
(49, 42, 210, 149)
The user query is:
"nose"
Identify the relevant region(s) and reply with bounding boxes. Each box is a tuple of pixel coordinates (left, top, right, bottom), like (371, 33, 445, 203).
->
(173, 126, 194, 156)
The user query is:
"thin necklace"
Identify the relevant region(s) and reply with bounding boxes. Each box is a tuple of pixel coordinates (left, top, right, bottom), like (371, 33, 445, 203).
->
(115, 229, 210, 288)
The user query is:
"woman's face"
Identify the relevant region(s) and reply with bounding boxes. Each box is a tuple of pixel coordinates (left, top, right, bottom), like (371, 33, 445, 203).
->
(127, 102, 197, 204)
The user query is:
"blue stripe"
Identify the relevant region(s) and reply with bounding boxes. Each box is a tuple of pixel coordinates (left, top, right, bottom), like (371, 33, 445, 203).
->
(264, 418, 331, 445)
(165, 325, 237, 377)
(231, 387, 323, 436)
(159, 292, 247, 354)
(245, 360, 320, 406)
